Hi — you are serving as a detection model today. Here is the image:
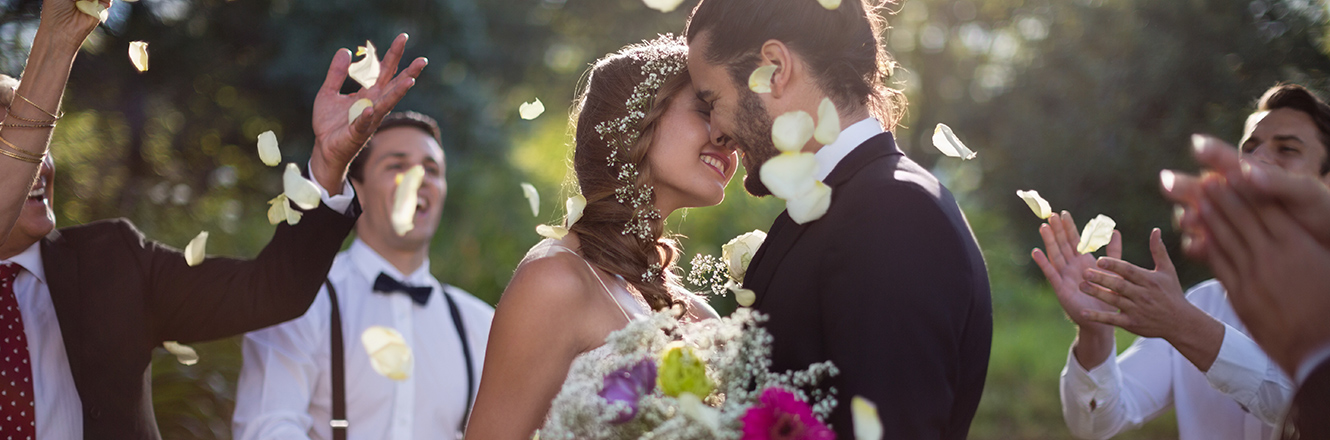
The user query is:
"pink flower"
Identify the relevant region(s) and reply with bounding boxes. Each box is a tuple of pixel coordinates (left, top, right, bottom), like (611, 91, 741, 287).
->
(740, 387, 835, 440)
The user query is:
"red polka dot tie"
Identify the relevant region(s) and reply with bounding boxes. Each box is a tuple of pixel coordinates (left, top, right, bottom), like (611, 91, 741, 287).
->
(0, 263, 34, 439)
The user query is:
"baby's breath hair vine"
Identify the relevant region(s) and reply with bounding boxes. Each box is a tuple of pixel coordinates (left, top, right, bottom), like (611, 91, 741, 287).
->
(593, 34, 688, 243)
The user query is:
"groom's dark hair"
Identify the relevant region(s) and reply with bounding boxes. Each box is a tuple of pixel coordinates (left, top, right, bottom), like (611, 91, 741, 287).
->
(685, 0, 905, 129)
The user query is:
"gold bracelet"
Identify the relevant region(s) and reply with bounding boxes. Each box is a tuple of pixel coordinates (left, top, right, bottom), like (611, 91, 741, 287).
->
(0, 118, 56, 129)
(0, 144, 42, 164)
(3, 107, 58, 124)
(11, 92, 62, 120)
(0, 134, 45, 161)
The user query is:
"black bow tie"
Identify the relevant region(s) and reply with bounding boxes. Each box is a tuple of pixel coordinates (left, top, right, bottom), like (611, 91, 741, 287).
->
(373, 273, 432, 306)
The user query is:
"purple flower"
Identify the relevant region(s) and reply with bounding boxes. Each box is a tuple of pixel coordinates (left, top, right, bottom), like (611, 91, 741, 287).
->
(740, 387, 835, 440)
(600, 359, 657, 423)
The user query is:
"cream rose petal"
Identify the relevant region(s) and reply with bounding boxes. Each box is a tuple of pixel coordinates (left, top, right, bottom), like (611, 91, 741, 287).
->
(361, 326, 413, 381)
(732, 287, 756, 307)
(1016, 190, 1052, 219)
(128, 41, 149, 73)
(184, 231, 208, 267)
(722, 230, 767, 282)
(391, 165, 426, 236)
(852, 396, 883, 440)
(748, 65, 777, 94)
(520, 182, 540, 217)
(1077, 214, 1117, 254)
(256, 130, 281, 167)
(678, 392, 721, 432)
(162, 341, 199, 366)
(759, 152, 818, 199)
(786, 181, 833, 224)
(266, 194, 302, 226)
(536, 224, 569, 240)
(519, 99, 545, 120)
(283, 163, 322, 210)
(818, 0, 842, 9)
(75, 1, 109, 22)
(772, 111, 815, 153)
(565, 195, 587, 228)
(347, 41, 380, 89)
(932, 123, 977, 160)
(642, 0, 686, 12)
(814, 97, 840, 145)
(348, 98, 374, 126)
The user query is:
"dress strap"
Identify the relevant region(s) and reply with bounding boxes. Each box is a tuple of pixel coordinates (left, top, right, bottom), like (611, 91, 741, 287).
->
(552, 245, 634, 322)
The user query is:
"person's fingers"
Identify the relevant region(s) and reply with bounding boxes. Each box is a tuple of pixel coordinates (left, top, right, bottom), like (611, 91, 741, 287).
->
(377, 33, 409, 84)
(1107, 230, 1123, 260)
(1192, 134, 1243, 177)
(350, 106, 374, 139)
(1039, 223, 1068, 270)
(1161, 169, 1203, 205)
(1032, 249, 1062, 291)
(1198, 189, 1253, 270)
(1206, 178, 1271, 255)
(1080, 278, 1132, 310)
(1058, 211, 1082, 259)
(1082, 310, 1132, 328)
(1148, 228, 1176, 275)
(320, 49, 353, 96)
(1086, 265, 1145, 299)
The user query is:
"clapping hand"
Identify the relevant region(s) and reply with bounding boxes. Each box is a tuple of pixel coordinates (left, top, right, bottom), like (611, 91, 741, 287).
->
(1077, 229, 1194, 341)
(309, 33, 428, 194)
(1031, 211, 1123, 334)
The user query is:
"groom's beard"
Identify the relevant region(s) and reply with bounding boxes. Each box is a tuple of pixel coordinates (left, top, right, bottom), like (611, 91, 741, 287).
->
(733, 89, 780, 197)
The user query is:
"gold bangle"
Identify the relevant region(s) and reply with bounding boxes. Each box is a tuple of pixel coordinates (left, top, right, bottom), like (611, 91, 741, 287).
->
(11, 92, 62, 120)
(0, 134, 45, 161)
(0, 144, 42, 164)
(0, 119, 56, 129)
(3, 107, 58, 124)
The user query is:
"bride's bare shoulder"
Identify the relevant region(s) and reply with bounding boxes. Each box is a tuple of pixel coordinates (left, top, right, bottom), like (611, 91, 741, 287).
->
(500, 243, 596, 308)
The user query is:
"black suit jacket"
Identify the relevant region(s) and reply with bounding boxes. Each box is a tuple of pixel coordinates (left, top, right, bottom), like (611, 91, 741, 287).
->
(745, 133, 992, 439)
(1283, 358, 1330, 439)
(41, 202, 357, 439)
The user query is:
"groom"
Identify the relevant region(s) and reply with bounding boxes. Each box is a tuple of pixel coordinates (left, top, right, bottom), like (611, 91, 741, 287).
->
(686, 0, 992, 438)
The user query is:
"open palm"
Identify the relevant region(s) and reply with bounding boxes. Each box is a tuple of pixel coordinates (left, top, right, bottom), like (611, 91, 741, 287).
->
(1031, 211, 1122, 332)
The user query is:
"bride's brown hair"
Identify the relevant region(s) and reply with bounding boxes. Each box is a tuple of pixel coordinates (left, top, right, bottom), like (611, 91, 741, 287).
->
(567, 37, 691, 312)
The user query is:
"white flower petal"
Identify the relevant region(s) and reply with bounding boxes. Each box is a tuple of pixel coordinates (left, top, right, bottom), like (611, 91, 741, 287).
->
(772, 111, 815, 153)
(257, 130, 281, 167)
(815, 97, 840, 145)
(565, 195, 587, 228)
(759, 152, 818, 199)
(642, 0, 686, 12)
(348, 98, 374, 126)
(283, 163, 322, 210)
(162, 341, 199, 366)
(677, 393, 721, 432)
(931, 123, 977, 160)
(722, 230, 767, 282)
(391, 165, 426, 236)
(361, 326, 413, 381)
(520, 182, 540, 217)
(1077, 214, 1117, 254)
(852, 396, 883, 440)
(748, 65, 777, 94)
(519, 99, 545, 120)
(1016, 190, 1052, 219)
(819, 0, 842, 9)
(128, 41, 149, 73)
(184, 231, 208, 267)
(347, 41, 380, 89)
(536, 224, 569, 240)
(75, 1, 109, 22)
(732, 287, 756, 307)
(267, 194, 302, 226)
(786, 181, 832, 224)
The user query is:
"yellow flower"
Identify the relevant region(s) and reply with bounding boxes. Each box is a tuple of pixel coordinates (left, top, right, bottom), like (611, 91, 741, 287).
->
(657, 341, 713, 398)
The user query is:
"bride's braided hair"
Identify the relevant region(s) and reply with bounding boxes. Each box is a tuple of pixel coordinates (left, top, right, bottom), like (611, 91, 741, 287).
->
(568, 36, 691, 313)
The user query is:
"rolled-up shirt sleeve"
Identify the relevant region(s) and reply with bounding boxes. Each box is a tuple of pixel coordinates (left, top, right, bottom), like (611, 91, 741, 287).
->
(306, 160, 356, 215)
(1060, 337, 1174, 440)
(1204, 323, 1295, 425)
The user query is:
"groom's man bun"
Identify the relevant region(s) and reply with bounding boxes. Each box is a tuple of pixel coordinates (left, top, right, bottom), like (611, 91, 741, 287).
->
(684, 0, 904, 129)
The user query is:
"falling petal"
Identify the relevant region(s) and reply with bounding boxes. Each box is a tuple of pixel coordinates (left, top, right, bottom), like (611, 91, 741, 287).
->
(391, 165, 426, 236)
(759, 152, 818, 200)
(852, 396, 883, 440)
(748, 65, 777, 94)
(347, 41, 380, 89)
(932, 123, 977, 160)
(772, 111, 815, 153)
(520, 182, 540, 217)
(283, 163, 322, 210)
(162, 341, 199, 366)
(128, 41, 149, 73)
(348, 98, 374, 126)
(818, 0, 842, 9)
(1015, 190, 1052, 219)
(732, 287, 756, 307)
(1077, 214, 1117, 254)
(565, 195, 587, 228)
(184, 231, 208, 267)
(361, 326, 413, 381)
(786, 181, 833, 224)
(75, 1, 109, 22)
(519, 99, 545, 120)
(256, 130, 281, 167)
(266, 194, 302, 226)
(815, 97, 840, 145)
(536, 224, 569, 240)
(642, 0, 686, 12)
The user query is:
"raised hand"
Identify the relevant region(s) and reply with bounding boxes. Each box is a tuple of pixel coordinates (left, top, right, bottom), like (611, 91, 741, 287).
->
(39, 0, 106, 51)
(308, 33, 428, 194)
(1031, 211, 1122, 333)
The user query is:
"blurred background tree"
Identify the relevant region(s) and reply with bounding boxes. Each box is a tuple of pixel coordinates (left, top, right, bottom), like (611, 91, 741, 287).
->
(1, 0, 1327, 437)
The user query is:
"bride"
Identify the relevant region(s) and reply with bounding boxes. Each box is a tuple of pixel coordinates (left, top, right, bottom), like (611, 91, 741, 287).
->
(464, 36, 738, 439)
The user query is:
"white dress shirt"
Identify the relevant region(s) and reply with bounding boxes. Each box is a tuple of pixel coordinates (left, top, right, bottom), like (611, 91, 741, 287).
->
(232, 239, 495, 440)
(813, 117, 885, 181)
(1060, 279, 1294, 440)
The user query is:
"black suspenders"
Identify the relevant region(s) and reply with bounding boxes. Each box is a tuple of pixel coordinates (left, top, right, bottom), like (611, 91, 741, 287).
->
(324, 278, 476, 439)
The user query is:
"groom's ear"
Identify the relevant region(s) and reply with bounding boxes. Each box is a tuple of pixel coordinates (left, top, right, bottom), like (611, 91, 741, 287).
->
(760, 40, 795, 99)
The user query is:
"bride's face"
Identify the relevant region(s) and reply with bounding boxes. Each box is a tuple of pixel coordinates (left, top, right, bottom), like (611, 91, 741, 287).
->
(647, 83, 738, 213)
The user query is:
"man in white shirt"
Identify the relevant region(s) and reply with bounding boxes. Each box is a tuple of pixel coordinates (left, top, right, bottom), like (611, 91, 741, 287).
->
(1032, 84, 1330, 440)
(233, 112, 494, 440)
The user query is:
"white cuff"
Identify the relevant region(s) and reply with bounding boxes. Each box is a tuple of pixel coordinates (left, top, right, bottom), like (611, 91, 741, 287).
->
(306, 160, 356, 214)
(1204, 323, 1266, 407)
(1062, 342, 1121, 411)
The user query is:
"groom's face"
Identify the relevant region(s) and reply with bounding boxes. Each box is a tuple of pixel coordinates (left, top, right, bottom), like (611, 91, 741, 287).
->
(688, 33, 780, 197)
